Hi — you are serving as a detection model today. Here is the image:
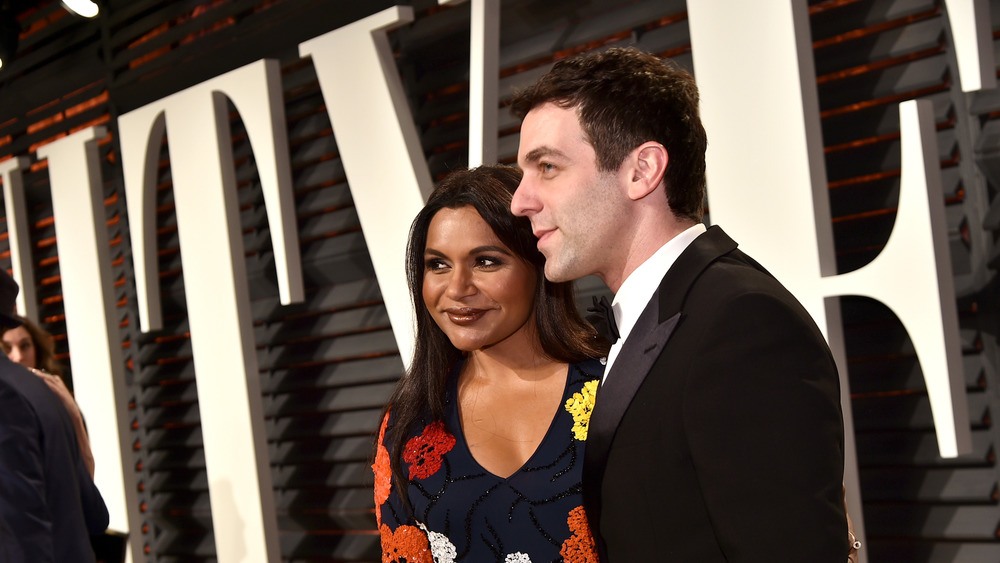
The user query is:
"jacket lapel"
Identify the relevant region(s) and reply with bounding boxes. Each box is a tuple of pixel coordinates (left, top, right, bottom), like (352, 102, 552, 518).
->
(581, 226, 739, 551)
(657, 225, 740, 316)
(582, 291, 680, 550)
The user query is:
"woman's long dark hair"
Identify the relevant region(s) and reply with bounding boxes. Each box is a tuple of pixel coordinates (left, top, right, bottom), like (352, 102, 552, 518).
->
(380, 164, 608, 512)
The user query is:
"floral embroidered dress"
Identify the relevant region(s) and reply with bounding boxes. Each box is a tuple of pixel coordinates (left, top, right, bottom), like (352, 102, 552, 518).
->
(373, 359, 604, 563)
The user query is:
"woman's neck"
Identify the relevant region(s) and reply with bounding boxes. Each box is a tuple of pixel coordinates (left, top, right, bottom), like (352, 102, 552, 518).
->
(464, 348, 556, 383)
(462, 324, 560, 384)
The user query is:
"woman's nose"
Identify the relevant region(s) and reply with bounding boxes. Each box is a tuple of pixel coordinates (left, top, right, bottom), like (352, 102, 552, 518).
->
(445, 268, 475, 299)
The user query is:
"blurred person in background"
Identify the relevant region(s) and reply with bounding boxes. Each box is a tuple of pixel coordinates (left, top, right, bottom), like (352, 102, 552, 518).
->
(0, 269, 108, 561)
(2, 314, 94, 478)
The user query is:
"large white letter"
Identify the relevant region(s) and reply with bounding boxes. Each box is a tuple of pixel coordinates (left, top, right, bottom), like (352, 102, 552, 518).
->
(821, 98, 970, 453)
(35, 127, 141, 562)
(690, 0, 971, 557)
(440, 0, 501, 167)
(690, 0, 972, 453)
(0, 156, 37, 320)
(300, 7, 434, 368)
(944, 0, 996, 92)
(118, 59, 301, 562)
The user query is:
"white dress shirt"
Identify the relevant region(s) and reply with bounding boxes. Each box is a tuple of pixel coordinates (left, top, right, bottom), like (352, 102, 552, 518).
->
(603, 223, 707, 381)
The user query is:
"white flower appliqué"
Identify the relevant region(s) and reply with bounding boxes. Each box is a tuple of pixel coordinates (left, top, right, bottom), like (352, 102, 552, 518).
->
(504, 553, 533, 563)
(418, 522, 457, 563)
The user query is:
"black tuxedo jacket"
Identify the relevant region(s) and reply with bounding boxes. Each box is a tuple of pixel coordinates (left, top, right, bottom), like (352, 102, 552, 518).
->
(583, 226, 848, 562)
(0, 355, 108, 562)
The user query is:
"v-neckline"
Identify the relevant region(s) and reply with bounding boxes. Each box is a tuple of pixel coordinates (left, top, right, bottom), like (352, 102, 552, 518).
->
(449, 363, 571, 481)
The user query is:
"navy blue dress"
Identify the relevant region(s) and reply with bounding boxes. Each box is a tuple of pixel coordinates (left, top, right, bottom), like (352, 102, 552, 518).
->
(375, 359, 603, 563)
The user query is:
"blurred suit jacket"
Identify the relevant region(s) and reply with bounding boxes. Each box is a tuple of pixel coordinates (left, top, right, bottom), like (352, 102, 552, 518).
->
(0, 354, 109, 562)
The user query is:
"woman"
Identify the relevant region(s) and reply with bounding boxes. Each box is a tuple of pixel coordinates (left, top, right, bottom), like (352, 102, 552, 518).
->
(374, 165, 609, 562)
(2, 313, 60, 374)
(2, 315, 95, 478)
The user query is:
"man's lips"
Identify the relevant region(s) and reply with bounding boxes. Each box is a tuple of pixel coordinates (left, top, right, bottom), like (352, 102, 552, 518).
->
(445, 308, 488, 324)
(533, 228, 555, 246)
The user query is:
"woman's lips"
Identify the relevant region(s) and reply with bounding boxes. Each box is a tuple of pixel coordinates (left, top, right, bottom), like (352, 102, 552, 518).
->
(445, 308, 487, 324)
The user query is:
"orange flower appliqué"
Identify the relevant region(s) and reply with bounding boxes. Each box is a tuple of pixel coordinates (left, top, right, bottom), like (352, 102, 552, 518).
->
(560, 505, 598, 563)
(403, 421, 456, 480)
(373, 411, 392, 523)
(380, 523, 433, 563)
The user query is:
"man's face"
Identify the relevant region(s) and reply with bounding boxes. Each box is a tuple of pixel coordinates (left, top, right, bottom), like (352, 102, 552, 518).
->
(511, 102, 626, 283)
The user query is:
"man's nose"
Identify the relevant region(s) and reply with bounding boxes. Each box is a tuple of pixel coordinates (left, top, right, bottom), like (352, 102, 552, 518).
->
(510, 177, 536, 217)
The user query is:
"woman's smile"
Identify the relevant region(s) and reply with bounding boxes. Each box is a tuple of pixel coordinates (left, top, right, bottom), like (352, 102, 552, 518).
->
(422, 205, 538, 353)
(444, 307, 490, 324)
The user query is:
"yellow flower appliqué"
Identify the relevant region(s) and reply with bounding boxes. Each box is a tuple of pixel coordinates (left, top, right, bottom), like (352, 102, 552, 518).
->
(565, 379, 598, 441)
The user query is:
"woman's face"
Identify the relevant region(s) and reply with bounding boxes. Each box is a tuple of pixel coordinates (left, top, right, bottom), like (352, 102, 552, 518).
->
(421, 205, 538, 353)
(2, 326, 37, 369)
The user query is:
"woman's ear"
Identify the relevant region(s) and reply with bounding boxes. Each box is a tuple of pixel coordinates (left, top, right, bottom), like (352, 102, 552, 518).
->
(626, 142, 668, 201)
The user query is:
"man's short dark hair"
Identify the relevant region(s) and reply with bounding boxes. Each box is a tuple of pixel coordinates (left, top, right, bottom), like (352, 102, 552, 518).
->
(510, 47, 707, 223)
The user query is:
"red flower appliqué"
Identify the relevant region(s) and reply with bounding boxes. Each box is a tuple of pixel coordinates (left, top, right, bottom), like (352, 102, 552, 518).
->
(372, 411, 392, 523)
(380, 523, 432, 563)
(402, 421, 456, 480)
(560, 505, 599, 563)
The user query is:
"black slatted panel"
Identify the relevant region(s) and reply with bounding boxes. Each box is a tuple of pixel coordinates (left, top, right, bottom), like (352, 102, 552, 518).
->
(101, 3, 396, 560)
(261, 58, 401, 559)
(123, 40, 400, 563)
(0, 1, 104, 119)
(811, 0, 1000, 559)
(397, 0, 691, 306)
(396, 0, 691, 177)
(134, 125, 210, 559)
(2, 0, 1000, 562)
(0, 77, 120, 383)
(0, 4, 140, 556)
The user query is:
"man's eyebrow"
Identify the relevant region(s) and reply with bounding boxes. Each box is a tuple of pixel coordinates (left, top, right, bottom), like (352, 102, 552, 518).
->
(522, 146, 566, 163)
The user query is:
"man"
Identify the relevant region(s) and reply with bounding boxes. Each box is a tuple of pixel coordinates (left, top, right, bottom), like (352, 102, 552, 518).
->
(0, 268, 108, 561)
(510, 47, 849, 561)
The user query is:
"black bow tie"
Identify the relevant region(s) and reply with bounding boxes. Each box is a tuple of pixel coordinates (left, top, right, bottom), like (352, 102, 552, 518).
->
(586, 295, 620, 345)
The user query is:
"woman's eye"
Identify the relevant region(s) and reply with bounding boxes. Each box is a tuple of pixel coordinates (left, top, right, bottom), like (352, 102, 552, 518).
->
(425, 259, 448, 271)
(477, 256, 502, 268)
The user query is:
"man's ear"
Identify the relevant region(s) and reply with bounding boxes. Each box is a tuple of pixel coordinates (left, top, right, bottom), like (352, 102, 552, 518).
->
(626, 142, 668, 201)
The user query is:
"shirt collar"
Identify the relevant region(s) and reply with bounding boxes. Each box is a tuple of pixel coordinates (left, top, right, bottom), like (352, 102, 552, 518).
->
(604, 223, 706, 374)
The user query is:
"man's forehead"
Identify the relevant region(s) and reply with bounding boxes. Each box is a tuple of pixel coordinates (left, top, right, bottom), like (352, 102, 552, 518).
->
(523, 101, 580, 125)
(519, 105, 587, 151)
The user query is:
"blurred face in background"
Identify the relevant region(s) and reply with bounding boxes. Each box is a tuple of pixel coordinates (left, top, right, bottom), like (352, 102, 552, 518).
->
(2, 326, 37, 369)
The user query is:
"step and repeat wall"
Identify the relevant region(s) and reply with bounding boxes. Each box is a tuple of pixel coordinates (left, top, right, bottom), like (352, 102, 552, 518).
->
(0, 0, 998, 561)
